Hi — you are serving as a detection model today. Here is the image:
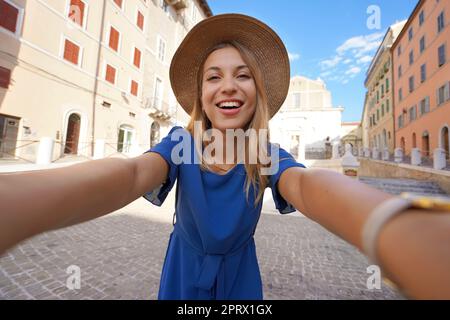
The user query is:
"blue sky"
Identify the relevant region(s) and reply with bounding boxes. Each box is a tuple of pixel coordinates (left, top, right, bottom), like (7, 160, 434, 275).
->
(207, 0, 418, 122)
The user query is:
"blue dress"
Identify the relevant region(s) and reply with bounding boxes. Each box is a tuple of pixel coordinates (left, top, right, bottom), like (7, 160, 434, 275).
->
(143, 126, 306, 300)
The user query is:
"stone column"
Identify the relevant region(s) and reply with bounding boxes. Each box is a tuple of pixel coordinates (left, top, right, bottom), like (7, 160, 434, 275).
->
(36, 137, 54, 165)
(394, 148, 403, 163)
(411, 148, 421, 166)
(372, 147, 379, 160)
(382, 147, 389, 161)
(433, 148, 446, 170)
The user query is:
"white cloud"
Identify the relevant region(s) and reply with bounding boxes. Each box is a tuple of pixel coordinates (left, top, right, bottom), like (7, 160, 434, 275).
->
(336, 32, 384, 56)
(343, 59, 353, 64)
(288, 52, 300, 61)
(357, 55, 373, 64)
(319, 55, 342, 69)
(345, 66, 361, 75)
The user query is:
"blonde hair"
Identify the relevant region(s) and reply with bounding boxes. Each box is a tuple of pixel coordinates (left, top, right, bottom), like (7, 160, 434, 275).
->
(186, 41, 271, 206)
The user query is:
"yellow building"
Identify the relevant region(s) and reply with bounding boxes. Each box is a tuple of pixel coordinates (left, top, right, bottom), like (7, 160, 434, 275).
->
(0, 0, 211, 161)
(363, 20, 406, 154)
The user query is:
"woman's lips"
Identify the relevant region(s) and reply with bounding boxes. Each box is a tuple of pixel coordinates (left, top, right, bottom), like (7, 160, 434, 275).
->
(216, 105, 242, 116)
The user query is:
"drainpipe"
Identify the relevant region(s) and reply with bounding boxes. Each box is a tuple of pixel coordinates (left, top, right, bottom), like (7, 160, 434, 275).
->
(91, 0, 107, 157)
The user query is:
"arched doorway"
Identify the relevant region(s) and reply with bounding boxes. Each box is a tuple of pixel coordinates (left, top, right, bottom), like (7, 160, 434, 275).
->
(412, 133, 417, 148)
(150, 121, 160, 148)
(422, 131, 430, 158)
(400, 137, 405, 153)
(441, 127, 449, 160)
(64, 113, 81, 154)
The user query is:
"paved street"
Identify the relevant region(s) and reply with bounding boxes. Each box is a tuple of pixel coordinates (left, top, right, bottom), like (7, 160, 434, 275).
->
(0, 187, 403, 300)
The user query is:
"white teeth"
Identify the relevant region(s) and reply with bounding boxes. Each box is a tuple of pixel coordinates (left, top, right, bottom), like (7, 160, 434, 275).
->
(218, 102, 243, 108)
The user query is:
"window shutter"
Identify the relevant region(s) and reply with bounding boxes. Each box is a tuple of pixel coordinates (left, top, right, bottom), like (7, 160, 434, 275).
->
(109, 27, 119, 52)
(69, 0, 85, 27)
(0, 66, 11, 89)
(131, 80, 138, 96)
(105, 65, 116, 84)
(0, 0, 19, 33)
(445, 82, 450, 101)
(64, 39, 80, 65)
(114, 0, 122, 8)
(133, 48, 141, 68)
(137, 11, 144, 30)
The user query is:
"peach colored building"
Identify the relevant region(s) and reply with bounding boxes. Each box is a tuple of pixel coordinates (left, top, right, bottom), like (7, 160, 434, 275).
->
(391, 0, 450, 161)
(0, 0, 211, 161)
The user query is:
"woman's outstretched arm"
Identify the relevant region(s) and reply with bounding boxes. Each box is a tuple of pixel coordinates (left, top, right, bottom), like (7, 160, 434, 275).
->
(0, 152, 168, 254)
(278, 167, 450, 299)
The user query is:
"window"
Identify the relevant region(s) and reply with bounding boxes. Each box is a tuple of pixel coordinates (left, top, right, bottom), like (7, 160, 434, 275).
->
(386, 99, 390, 113)
(137, 10, 144, 30)
(408, 27, 413, 41)
(63, 38, 81, 66)
(117, 125, 134, 153)
(133, 47, 141, 69)
(438, 44, 446, 67)
(381, 84, 384, 97)
(399, 88, 403, 102)
(377, 91, 379, 103)
(377, 109, 379, 121)
(113, 0, 123, 9)
(398, 115, 404, 129)
(437, 82, 450, 105)
(409, 105, 417, 122)
(397, 45, 402, 56)
(398, 65, 402, 78)
(0, 0, 19, 34)
(438, 11, 445, 33)
(420, 36, 425, 53)
(409, 76, 415, 93)
(381, 104, 385, 117)
(68, 0, 86, 27)
(293, 93, 301, 108)
(157, 37, 165, 62)
(409, 50, 414, 65)
(130, 80, 139, 96)
(0, 66, 11, 89)
(386, 78, 389, 92)
(419, 10, 424, 26)
(420, 96, 430, 115)
(109, 26, 120, 52)
(153, 77, 163, 108)
(420, 64, 426, 83)
(105, 64, 116, 84)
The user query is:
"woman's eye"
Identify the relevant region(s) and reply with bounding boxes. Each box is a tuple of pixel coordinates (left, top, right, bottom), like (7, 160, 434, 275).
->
(238, 74, 250, 79)
(207, 76, 219, 81)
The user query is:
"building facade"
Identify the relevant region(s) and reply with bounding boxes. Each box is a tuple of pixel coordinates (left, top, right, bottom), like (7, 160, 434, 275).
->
(0, 0, 211, 161)
(270, 76, 344, 161)
(391, 0, 450, 160)
(363, 20, 406, 154)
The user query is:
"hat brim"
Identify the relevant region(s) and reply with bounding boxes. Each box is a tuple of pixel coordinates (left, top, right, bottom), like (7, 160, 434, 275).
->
(169, 13, 290, 120)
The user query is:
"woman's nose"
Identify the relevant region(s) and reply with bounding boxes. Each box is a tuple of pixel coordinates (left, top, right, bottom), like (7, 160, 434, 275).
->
(220, 76, 238, 94)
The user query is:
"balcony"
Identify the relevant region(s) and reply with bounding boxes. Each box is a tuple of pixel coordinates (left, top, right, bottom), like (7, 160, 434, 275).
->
(144, 97, 174, 121)
(164, 0, 187, 11)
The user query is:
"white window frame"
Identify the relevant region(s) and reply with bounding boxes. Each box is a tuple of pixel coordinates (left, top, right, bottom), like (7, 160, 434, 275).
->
(129, 78, 140, 97)
(153, 76, 164, 108)
(112, 0, 125, 12)
(0, 0, 25, 38)
(65, 0, 89, 30)
(60, 35, 84, 68)
(103, 61, 118, 85)
(107, 23, 122, 54)
(157, 35, 166, 63)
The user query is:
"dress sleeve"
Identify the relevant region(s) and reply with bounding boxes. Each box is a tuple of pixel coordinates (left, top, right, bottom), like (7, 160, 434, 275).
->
(269, 145, 306, 214)
(142, 126, 184, 206)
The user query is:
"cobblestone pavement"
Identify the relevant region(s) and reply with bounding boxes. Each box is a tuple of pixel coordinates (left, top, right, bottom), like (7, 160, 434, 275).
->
(0, 191, 403, 300)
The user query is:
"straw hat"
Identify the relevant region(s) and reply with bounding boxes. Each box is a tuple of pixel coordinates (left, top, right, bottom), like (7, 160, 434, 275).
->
(169, 13, 290, 119)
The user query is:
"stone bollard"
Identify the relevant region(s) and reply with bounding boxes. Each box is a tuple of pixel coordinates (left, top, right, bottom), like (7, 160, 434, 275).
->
(341, 143, 359, 178)
(411, 148, 421, 166)
(394, 148, 403, 163)
(372, 147, 379, 160)
(433, 148, 446, 170)
(382, 148, 389, 161)
(332, 142, 340, 159)
(364, 148, 370, 158)
(36, 137, 54, 165)
(93, 139, 105, 160)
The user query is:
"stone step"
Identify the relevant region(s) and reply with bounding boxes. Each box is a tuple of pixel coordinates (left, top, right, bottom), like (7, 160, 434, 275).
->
(358, 176, 448, 196)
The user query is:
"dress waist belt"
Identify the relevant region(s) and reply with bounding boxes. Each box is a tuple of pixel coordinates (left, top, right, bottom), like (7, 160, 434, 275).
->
(172, 224, 254, 300)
